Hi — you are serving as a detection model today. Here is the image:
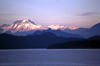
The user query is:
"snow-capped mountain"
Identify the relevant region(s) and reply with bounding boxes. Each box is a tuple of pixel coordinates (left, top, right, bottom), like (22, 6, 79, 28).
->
(0, 19, 45, 34)
(0, 19, 79, 36)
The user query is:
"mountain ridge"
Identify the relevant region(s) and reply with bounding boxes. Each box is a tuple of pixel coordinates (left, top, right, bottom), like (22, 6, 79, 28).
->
(63, 22, 100, 38)
(27, 28, 84, 38)
(0, 19, 100, 38)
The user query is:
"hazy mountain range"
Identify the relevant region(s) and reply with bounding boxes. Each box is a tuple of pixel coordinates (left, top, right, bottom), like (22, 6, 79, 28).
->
(28, 28, 84, 38)
(0, 19, 100, 38)
(0, 19, 76, 36)
(63, 23, 100, 38)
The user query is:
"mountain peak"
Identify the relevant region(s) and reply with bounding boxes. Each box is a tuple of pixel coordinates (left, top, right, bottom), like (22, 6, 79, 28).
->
(17, 19, 30, 21)
(13, 19, 35, 25)
(47, 28, 52, 31)
(17, 19, 24, 20)
(26, 19, 30, 21)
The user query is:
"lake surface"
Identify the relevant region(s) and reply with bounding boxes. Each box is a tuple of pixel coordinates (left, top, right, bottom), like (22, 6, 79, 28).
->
(0, 49, 100, 66)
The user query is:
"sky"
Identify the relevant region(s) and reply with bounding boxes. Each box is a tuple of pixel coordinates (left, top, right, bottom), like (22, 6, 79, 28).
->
(0, 0, 100, 28)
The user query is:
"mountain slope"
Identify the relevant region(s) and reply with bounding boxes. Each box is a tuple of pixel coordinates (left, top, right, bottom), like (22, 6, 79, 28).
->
(80, 23, 100, 38)
(63, 22, 100, 38)
(28, 28, 84, 38)
(63, 28, 88, 34)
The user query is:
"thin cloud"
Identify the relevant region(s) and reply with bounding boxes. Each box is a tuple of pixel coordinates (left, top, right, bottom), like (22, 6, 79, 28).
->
(77, 12, 99, 16)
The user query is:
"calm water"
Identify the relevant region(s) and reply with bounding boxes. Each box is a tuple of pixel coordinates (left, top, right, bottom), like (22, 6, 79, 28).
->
(0, 49, 100, 66)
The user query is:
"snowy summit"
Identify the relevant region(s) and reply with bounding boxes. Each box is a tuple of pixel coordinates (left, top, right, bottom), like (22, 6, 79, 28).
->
(1, 19, 44, 33)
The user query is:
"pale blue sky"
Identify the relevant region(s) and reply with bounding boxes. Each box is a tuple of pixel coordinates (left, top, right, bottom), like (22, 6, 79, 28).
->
(0, 0, 100, 28)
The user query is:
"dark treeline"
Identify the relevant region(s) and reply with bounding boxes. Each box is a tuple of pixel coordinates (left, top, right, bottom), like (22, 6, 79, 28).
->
(48, 40, 100, 49)
(0, 33, 100, 49)
(48, 35, 100, 49)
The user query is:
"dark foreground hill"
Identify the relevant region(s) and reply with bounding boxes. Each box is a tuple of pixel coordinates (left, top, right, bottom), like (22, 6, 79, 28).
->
(0, 33, 83, 49)
(48, 35, 100, 49)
